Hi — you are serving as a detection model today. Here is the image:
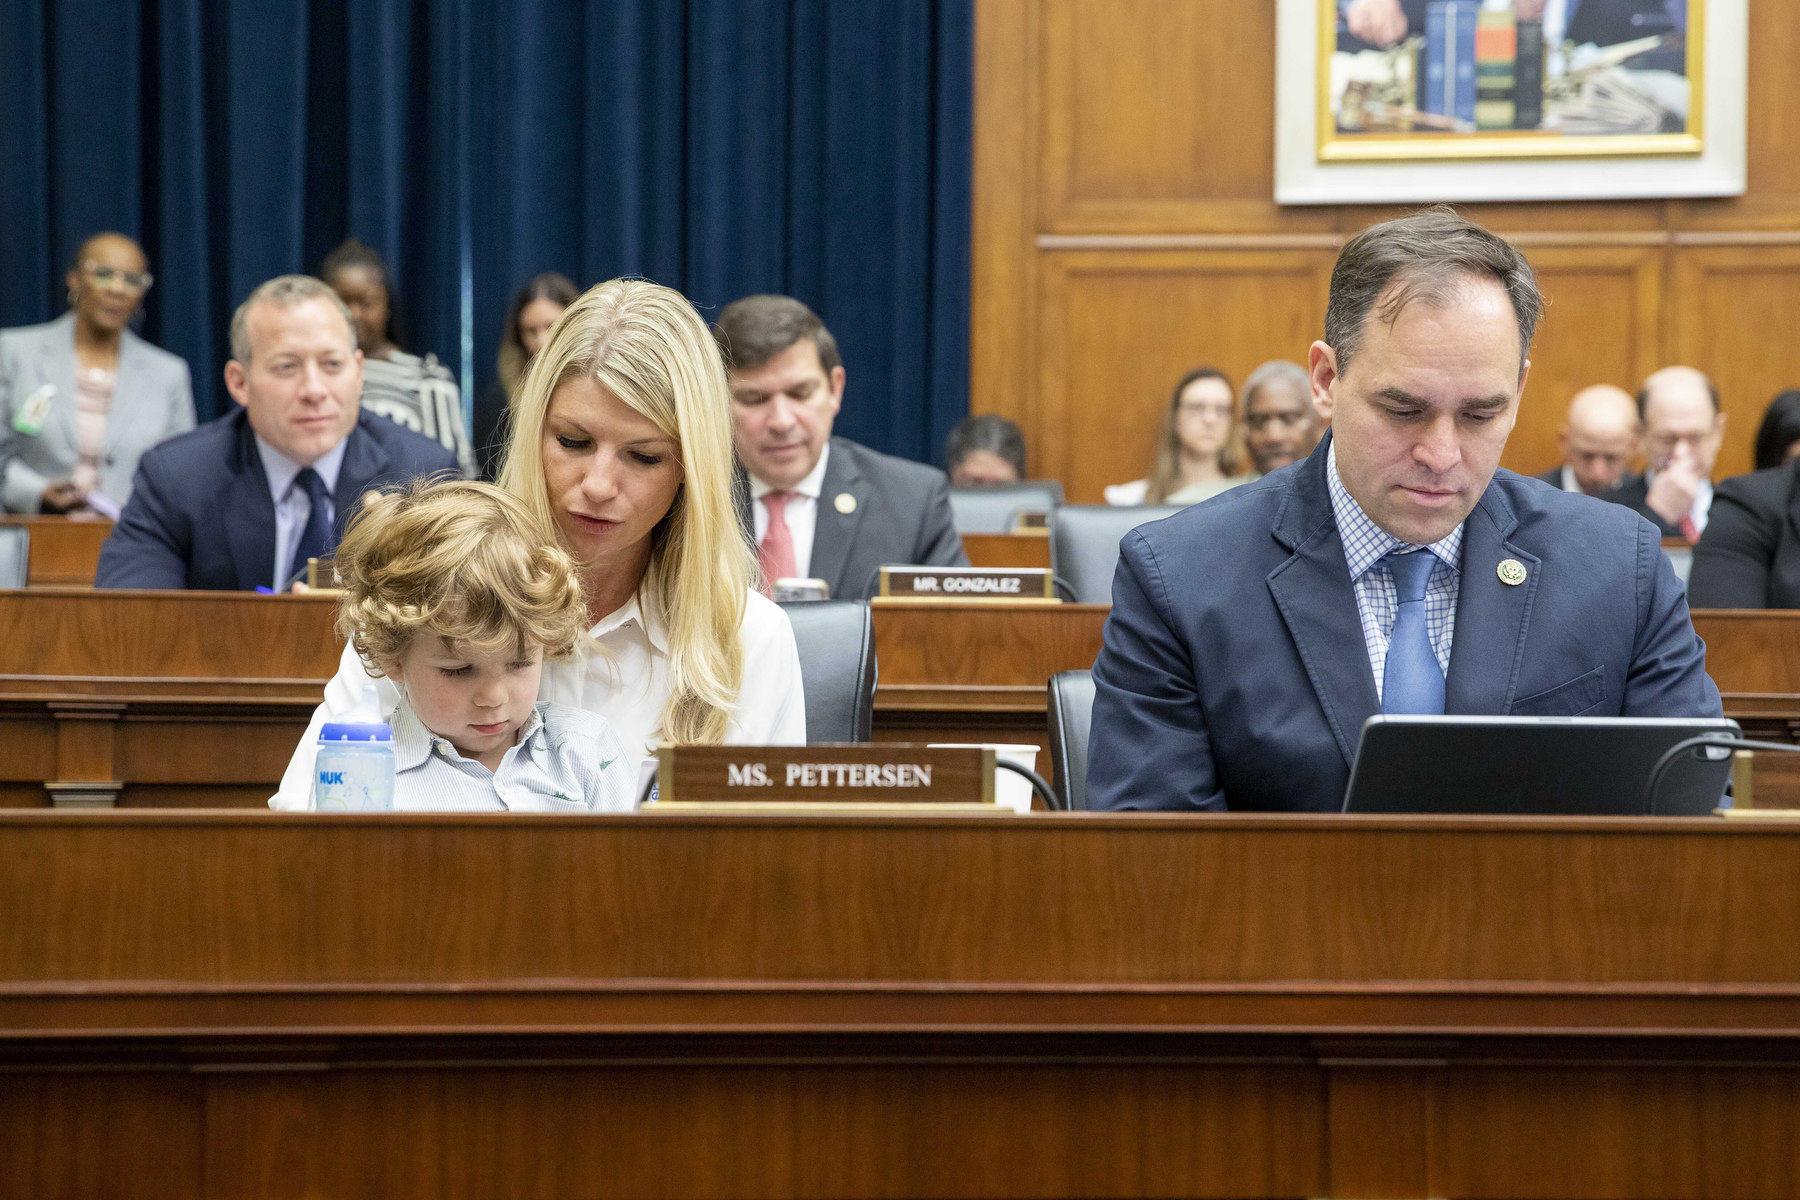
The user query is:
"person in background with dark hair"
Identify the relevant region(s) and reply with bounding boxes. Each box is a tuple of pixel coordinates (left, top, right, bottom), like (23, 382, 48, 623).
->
(321, 238, 473, 476)
(716, 293, 965, 602)
(1106, 368, 1257, 507)
(0, 232, 194, 513)
(476, 272, 579, 479)
(945, 414, 1027, 487)
(1752, 390, 1800, 472)
(1688, 389, 1800, 609)
(1087, 208, 1718, 813)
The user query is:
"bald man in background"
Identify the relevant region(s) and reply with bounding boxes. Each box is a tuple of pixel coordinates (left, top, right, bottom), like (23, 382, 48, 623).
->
(1534, 384, 1640, 497)
(1601, 367, 1725, 543)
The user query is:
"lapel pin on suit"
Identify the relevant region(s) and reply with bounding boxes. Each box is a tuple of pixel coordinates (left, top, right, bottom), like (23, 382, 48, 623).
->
(1497, 559, 1527, 586)
(834, 492, 857, 515)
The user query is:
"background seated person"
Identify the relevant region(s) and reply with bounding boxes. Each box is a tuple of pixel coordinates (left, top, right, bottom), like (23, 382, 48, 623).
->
(1752, 390, 1800, 472)
(1087, 209, 1720, 813)
(946, 414, 1028, 487)
(1240, 359, 1325, 477)
(1534, 384, 1640, 496)
(716, 294, 966, 600)
(273, 278, 805, 808)
(477, 271, 578, 479)
(1105, 368, 1258, 507)
(1600, 366, 1723, 544)
(94, 275, 458, 591)
(0, 232, 194, 514)
(1687, 389, 1800, 609)
(323, 239, 474, 477)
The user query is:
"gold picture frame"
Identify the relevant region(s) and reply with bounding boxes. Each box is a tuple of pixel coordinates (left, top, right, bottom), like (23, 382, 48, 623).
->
(1315, 0, 1704, 163)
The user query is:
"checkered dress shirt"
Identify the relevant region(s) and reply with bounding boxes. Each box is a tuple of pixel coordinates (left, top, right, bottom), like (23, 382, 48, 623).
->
(1326, 444, 1463, 701)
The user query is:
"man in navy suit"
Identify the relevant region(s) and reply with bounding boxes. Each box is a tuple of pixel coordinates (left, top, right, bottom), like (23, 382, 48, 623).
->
(96, 275, 457, 591)
(1088, 209, 1720, 813)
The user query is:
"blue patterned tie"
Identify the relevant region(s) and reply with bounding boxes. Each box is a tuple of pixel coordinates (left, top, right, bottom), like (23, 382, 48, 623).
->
(288, 467, 332, 586)
(1382, 549, 1444, 715)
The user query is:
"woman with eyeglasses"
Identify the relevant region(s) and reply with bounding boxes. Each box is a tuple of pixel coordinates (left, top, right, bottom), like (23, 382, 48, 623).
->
(1104, 367, 1258, 507)
(0, 232, 195, 514)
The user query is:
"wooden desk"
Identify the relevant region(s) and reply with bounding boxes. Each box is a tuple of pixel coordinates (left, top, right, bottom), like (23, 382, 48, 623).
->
(961, 530, 1050, 569)
(6, 810, 1800, 1198)
(0, 515, 112, 585)
(0, 589, 340, 807)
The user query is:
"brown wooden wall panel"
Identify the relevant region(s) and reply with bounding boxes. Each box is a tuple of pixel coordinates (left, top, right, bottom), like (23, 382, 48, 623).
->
(1504, 244, 1665, 476)
(1038, 250, 1334, 500)
(976, 0, 1800, 497)
(1671, 246, 1800, 480)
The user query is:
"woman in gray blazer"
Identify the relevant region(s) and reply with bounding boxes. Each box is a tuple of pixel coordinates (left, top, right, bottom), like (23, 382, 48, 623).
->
(0, 233, 195, 514)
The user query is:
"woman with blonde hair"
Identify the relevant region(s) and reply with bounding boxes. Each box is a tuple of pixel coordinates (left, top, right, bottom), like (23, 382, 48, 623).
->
(1104, 367, 1258, 507)
(273, 279, 804, 806)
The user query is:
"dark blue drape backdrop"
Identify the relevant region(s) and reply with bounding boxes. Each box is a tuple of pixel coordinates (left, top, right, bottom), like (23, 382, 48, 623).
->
(0, 0, 972, 466)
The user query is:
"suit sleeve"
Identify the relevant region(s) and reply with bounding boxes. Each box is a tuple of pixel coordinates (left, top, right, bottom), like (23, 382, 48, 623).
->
(916, 471, 969, 567)
(93, 454, 194, 589)
(1624, 517, 1724, 719)
(1086, 528, 1226, 811)
(1687, 478, 1776, 608)
(0, 345, 49, 514)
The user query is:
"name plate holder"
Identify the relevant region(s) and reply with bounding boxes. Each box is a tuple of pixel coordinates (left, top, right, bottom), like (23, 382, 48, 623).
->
(649, 744, 997, 810)
(876, 566, 1056, 603)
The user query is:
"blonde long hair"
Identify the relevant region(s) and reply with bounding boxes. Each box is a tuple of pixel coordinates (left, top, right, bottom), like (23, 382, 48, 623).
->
(1145, 366, 1249, 505)
(498, 278, 751, 745)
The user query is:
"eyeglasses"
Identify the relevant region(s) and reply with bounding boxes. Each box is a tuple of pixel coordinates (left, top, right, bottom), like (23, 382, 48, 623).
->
(84, 262, 154, 292)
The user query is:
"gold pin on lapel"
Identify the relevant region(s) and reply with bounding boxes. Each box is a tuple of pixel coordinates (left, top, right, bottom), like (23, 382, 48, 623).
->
(834, 492, 857, 515)
(1497, 559, 1527, 587)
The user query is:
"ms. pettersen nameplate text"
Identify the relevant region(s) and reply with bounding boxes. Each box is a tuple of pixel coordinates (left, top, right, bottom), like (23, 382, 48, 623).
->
(652, 744, 995, 806)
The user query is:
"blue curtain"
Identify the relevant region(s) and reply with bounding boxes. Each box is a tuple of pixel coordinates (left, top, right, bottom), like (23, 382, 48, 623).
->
(0, 0, 973, 467)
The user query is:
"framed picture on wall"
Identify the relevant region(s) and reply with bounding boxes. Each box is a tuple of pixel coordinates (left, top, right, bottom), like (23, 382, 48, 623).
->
(1274, 0, 1747, 203)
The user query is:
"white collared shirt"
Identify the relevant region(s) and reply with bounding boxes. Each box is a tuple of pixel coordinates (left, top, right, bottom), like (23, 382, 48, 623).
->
(1559, 465, 1582, 494)
(750, 442, 831, 579)
(254, 435, 349, 590)
(1327, 443, 1463, 701)
(387, 701, 635, 812)
(1644, 471, 1714, 534)
(270, 584, 807, 809)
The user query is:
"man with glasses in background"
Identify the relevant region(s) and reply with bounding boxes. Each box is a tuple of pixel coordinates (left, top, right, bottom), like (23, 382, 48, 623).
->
(1601, 366, 1724, 544)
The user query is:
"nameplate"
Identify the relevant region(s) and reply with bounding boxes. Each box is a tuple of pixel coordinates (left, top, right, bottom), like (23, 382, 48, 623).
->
(877, 566, 1055, 602)
(1011, 510, 1051, 531)
(651, 744, 994, 807)
(771, 577, 831, 603)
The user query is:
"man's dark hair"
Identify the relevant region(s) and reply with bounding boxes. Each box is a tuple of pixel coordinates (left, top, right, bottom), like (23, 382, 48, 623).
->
(1324, 207, 1542, 376)
(945, 414, 1028, 479)
(713, 294, 841, 375)
(1754, 390, 1800, 471)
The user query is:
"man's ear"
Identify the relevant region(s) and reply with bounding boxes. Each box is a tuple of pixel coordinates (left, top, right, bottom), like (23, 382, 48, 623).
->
(223, 360, 250, 408)
(827, 364, 846, 410)
(1307, 340, 1337, 422)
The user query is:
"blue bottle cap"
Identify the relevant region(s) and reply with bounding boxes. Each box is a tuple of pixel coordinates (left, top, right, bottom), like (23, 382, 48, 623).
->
(319, 721, 393, 742)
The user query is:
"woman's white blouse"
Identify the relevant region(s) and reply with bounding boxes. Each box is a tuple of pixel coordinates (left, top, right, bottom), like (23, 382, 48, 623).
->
(270, 588, 807, 810)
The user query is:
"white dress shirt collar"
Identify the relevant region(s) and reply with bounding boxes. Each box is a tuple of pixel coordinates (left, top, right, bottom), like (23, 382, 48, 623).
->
(589, 579, 671, 655)
(750, 440, 830, 502)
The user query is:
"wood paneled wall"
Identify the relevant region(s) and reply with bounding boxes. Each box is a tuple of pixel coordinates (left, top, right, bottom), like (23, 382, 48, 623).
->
(974, 0, 1800, 502)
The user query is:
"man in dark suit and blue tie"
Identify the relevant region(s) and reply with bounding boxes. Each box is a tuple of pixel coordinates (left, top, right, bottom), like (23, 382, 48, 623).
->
(96, 275, 457, 591)
(1087, 209, 1721, 813)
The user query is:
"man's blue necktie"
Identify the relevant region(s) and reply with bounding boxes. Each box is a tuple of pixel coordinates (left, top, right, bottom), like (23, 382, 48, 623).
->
(288, 467, 332, 587)
(1382, 549, 1444, 715)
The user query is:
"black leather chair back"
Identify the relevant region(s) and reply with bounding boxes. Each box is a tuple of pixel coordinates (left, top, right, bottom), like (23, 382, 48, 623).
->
(0, 527, 27, 589)
(1047, 669, 1095, 810)
(779, 600, 877, 743)
(1049, 505, 1183, 604)
(948, 482, 1065, 534)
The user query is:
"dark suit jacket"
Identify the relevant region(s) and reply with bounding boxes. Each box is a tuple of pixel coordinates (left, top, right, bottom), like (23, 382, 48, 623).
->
(95, 408, 458, 590)
(1088, 436, 1721, 813)
(1688, 461, 1800, 609)
(1533, 466, 1564, 489)
(1597, 471, 1684, 538)
(736, 436, 967, 601)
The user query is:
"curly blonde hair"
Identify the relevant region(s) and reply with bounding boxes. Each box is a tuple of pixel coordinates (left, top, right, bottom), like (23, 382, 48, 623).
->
(332, 479, 587, 674)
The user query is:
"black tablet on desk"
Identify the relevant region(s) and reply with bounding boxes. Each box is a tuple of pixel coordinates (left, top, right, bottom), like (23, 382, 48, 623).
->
(1343, 716, 1740, 816)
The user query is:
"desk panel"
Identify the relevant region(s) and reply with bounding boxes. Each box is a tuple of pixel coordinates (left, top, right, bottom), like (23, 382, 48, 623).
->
(6, 812, 1800, 1197)
(0, 515, 112, 586)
